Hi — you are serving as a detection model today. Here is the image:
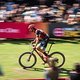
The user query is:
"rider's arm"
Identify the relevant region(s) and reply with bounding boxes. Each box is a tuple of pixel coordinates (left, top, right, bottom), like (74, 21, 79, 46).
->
(31, 36, 39, 49)
(31, 39, 36, 44)
(32, 30, 41, 44)
(31, 35, 40, 44)
(35, 35, 40, 44)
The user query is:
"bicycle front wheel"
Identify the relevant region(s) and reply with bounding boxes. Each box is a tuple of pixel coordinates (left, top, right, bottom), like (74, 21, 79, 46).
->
(49, 52, 65, 67)
(19, 52, 37, 68)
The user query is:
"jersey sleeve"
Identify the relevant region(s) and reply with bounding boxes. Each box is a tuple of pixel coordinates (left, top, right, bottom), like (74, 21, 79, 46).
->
(36, 30, 42, 36)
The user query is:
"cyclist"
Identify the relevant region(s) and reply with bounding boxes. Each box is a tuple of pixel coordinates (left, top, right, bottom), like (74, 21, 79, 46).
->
(28, 24, 49, 63)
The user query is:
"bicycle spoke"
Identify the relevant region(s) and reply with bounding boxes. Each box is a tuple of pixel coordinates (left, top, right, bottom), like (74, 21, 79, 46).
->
(50, 52, 65, 67)
(19, 52, 37, 68)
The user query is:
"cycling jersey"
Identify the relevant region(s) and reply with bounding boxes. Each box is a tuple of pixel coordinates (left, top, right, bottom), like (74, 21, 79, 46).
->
(35, 29, 49, 41)
(35, 29, 49, 50)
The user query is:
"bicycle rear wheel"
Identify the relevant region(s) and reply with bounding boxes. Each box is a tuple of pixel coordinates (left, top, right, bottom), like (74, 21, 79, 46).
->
(19, 52, 37, 68)
(49, 52, 65, 67)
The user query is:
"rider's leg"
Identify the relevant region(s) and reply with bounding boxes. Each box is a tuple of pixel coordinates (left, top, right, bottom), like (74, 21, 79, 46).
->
(36, 47, 45, 57)
(36, 40, 50, 63)
(36, 47, 51, 66)
(36, 47, 47, 59)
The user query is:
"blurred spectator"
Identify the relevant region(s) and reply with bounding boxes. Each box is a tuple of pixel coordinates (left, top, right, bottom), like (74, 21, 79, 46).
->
(12, 14, 24, 22)
(72, 3, 80, 14)
(0, 0, 79, 23)
(52, 0, 66, 8)
(17, 3, 26, 14)
(69, 63, 80, 80)
(67, 3, 80, 14)
(44, 58, 59, 80)
(51, 0, 66, 19)
(5, 0, 15, 11)
(43, 12, 54, 22)
(22, 7, 42, 22)
(0, 6, 7, 22)
(0, 65, 4, 76)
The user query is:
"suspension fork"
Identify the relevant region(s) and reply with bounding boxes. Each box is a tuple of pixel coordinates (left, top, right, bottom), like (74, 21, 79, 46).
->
(47, 44, 53, 54)
(28, 50, 35, 61)
(28, 43, 38, 61)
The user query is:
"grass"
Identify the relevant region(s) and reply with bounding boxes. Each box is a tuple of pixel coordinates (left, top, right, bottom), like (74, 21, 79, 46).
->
(0, 39, 80, 80)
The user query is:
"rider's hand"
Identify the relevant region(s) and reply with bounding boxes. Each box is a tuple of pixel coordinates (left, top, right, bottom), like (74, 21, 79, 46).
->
(32, 46, 36, 49)
(31, 41, 34, 44)
(31, 42, 36, 49)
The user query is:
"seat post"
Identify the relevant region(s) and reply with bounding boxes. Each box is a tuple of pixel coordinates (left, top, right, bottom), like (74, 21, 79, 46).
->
(47, 44, 53, 54)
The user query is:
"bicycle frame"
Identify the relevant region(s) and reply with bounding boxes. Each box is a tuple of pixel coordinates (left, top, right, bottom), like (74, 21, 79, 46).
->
(19, 41, 65, 68)
(29, 43, 53, 62)
(47, 44, 53, 54)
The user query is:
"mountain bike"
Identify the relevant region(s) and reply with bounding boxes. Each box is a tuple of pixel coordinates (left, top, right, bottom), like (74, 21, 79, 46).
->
(19, 42, 65, 69)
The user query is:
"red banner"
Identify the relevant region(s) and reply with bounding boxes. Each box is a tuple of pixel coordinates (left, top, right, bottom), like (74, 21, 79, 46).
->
(0, 22, 29, 38)
(0, 22, 48, 39)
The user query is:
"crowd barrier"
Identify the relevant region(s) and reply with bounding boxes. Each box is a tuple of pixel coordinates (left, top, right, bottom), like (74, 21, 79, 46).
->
(0, 22, 80, 39)
(49, 22, 80, 38)
(0, 22, 48, 39)
(17, 77, 69, 80)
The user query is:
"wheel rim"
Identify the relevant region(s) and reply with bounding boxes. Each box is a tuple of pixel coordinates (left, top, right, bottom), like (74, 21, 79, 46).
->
(50, 52, 65, 67)
(19, 52, 36, 68)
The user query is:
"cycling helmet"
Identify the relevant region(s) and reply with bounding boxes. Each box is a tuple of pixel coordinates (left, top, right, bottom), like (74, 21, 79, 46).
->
(28, 24, 36, 30)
